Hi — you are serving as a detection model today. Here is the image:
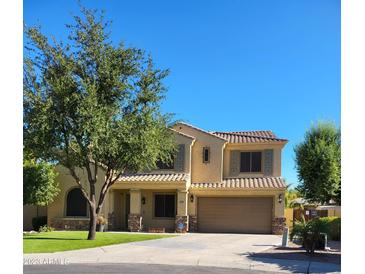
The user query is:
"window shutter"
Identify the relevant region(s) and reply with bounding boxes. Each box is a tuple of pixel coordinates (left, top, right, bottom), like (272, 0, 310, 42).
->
(229, 150, 240, 177)
(174, 144, 185, 171)
(263, 149, 274, 176)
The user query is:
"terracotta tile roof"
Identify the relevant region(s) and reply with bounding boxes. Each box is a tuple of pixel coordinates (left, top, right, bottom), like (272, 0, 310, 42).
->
(118, 173, 189, 182)
(211, 131, 288, 144)
(175, 122, 227, 141)
(228, 130, 276, 138)
(191, 177, 286, 189)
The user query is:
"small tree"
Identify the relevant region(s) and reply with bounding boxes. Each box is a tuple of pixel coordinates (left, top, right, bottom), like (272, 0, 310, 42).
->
(294, 122, 341, 204)
(284, 185, 301, 208)
(24, 6, 176, 240)
(23, 159, 59, 206)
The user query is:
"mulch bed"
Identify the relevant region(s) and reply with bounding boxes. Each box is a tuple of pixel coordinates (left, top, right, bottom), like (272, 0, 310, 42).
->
(249, 241, 341, 265)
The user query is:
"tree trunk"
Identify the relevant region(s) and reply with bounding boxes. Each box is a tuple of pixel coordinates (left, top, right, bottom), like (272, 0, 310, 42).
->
(87, 205, 97, 240)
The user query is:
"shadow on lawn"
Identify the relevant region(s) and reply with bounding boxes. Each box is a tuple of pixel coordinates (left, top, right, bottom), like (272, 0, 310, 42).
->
(23, 237, 83, 240)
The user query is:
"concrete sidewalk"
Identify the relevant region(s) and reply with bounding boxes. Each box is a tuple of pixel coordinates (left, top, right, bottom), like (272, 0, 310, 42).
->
(24, 233, 340, 273)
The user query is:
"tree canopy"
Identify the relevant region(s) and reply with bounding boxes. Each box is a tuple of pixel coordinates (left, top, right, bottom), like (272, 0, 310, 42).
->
(23, 159, 59, 206)
(23, 6, 176, 239)
(294, 122, 341, 204)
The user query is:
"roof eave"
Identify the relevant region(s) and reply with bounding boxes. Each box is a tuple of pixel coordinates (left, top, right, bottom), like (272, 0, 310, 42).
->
(174, 122, 228, 142)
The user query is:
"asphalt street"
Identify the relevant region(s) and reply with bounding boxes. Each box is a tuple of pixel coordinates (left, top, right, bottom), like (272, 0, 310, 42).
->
(24, 263, 279, 274)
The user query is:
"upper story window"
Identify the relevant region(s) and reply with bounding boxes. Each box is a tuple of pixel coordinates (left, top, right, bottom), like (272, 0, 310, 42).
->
(240, 152, 262, 173)
(156, 158, 174, 169)
(202, 147, 210, 163)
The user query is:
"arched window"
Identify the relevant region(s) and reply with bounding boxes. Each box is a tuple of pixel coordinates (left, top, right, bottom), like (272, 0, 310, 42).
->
(66, 188, 87, 217)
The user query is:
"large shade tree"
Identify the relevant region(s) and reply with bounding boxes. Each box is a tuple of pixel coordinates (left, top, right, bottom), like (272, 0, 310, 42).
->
(294, 122, 341, 204)
(24, 6, 176, 240)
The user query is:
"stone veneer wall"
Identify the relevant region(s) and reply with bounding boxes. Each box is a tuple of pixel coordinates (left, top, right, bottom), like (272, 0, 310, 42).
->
(51, 218, 89, 230)
(272, 217, 286, 235)
(175, 215, 188, 233)
(188, 215, 198, 232)
(107, 212, 116, 231)
(128, 214, 142, 232)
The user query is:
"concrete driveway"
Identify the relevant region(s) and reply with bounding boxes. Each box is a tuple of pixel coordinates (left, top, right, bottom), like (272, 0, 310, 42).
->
(24, 232, 340, 273)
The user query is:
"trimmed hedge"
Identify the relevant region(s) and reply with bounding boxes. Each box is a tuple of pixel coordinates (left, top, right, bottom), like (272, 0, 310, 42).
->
(319, 217, 341, 241)
(32, 216, 47, 231)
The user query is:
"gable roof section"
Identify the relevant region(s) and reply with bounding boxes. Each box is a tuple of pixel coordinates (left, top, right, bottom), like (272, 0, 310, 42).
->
(211, 131, 288, 144)
(174, 122, 227, 142)
(170, 128, 195, 140)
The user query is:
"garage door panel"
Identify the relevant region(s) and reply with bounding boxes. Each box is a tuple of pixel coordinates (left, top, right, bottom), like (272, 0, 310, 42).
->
(198, 197, 273, 233)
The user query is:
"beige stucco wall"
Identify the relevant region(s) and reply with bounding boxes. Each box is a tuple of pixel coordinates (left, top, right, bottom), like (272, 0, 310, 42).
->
(188, 189, 285, 218)
(174, 132, 195, 174)
(223, 143, 284, 178)
(173, 123, 226, 183)
(140, 189, 177, 231)
(23, 205, 47, 231)
(109, 189, 128, 230)
(47, 165, 110, 226)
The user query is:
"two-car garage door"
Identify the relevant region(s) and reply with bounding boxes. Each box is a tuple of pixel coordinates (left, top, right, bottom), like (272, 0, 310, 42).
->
(197, 197, 273, 234)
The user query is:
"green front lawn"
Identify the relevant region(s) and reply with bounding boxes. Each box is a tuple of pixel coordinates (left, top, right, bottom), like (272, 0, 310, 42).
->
(23, 231, 175, 253)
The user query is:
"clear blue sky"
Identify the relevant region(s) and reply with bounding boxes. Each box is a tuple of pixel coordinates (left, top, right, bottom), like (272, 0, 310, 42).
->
(24, 0, 341, 187)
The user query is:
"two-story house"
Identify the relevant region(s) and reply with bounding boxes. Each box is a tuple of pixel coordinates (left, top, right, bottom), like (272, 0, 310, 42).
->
(47, 122, 288, 234)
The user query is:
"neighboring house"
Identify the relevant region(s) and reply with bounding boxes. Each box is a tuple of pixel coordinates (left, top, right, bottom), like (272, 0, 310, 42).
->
(47, 122, 288, 234)
(289, 198, 341, 220)
(316, 205, 341, 217)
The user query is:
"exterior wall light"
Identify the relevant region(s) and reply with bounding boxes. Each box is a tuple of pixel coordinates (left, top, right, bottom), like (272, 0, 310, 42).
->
(278, 194, 283, 204)
(141, 197, 146, 205)
(190, 195, 194, 203)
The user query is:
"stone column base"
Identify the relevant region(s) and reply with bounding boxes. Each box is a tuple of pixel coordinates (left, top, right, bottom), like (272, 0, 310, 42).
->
(107, 212, 116, 231)
(272, 217, 286, 235)
(189, 215, 197, 232)
(175, 215, 188, 233)
(128, 214, 142, 232)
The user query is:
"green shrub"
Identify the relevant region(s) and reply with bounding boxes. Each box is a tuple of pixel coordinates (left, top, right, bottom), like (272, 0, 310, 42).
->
(38, 225, 54, 232)
(290, 218, 330, 254)
(291, 217, 341, 253)
(31, 216, 47, 231)
(319, 217, 341, 241)
(290, 219, 306, 242)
